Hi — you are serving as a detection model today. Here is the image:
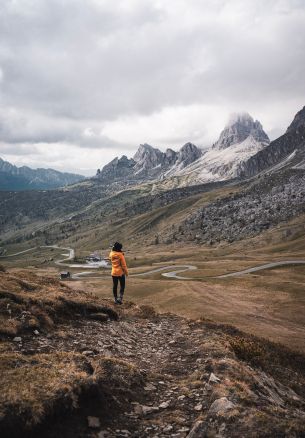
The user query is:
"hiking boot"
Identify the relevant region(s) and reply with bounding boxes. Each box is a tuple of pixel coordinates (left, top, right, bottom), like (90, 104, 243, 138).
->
(114, 298, 119, 304)
(117, 297, 122, 304)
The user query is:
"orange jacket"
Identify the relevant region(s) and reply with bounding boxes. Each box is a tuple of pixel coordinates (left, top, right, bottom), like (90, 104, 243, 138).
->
(109, 250, 128, 277)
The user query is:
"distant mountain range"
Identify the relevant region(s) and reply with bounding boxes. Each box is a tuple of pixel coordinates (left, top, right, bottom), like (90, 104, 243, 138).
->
(1, 105, 305, 251)
(95, 112, 270, 186)
(0, 158, 85, 190)
(240, 106, 305, 177)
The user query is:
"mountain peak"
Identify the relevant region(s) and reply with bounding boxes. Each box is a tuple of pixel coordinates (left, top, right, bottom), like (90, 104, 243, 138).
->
(133, 143, 155, 157)
(226, 112, 253, 126)
(286, 106, 305, 133)
(133, 144, 165, 175)
(214, 112, 269, 150)
(176, 143, 202, 167)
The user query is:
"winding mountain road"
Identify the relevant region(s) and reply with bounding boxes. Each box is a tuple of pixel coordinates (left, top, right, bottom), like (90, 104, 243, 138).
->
(0, 247, 37, 258)
(1, 245, 305, 280)
(216, 260, 305, 278)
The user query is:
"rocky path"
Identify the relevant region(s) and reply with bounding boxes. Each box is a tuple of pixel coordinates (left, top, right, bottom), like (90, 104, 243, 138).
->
(12, 307, 305, 438)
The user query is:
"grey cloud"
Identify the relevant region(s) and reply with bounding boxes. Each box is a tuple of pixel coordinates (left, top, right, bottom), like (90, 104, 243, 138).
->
(0, 108, 130, 149)
(0, 0, 304, 170)
(0, 143, 42, 156)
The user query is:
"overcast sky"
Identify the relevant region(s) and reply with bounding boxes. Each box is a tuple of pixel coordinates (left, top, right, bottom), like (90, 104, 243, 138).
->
(0, 0, 304, 176)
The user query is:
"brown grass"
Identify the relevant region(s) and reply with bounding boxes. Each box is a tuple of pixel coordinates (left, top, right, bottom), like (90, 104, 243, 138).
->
(0, 353, 145, 434)
(0, 352, 93, 430)
(229, 334, 305, 385)
(0, 270, 118, 338)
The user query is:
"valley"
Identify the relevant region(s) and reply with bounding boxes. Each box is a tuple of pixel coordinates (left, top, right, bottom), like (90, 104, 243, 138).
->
(1, 106, 305, 437)
(2, 226, 305, 354)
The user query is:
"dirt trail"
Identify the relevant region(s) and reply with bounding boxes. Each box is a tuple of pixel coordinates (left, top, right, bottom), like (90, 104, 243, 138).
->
(12, 308, 305, 438)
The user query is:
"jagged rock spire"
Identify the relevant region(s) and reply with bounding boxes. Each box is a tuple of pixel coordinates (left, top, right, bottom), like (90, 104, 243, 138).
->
(214, 112, 269, 150)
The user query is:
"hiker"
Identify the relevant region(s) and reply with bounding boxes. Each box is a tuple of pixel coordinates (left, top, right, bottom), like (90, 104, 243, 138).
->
(109, 242, 128, 304)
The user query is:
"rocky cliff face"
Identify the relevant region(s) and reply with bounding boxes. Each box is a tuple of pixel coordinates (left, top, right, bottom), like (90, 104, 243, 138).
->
(174, 113, 269, 184)
(176, 142, 202, 167)
(213, 113, 270, 150)
(97, 155, 136, 181)
(96, 113, 269, 187)
(133, 143, 168, 177)
(96, 142, 202, 183)
(286, 105, 305, 133)
(240, 106, 305, 178)
(0, 158, 85, 190)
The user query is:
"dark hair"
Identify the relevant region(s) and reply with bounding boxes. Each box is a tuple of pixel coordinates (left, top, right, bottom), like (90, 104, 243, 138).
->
(112, 242, 123, 251)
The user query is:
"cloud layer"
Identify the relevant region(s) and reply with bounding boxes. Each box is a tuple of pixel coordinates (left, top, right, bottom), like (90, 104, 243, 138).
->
(0, 0, 304, 175)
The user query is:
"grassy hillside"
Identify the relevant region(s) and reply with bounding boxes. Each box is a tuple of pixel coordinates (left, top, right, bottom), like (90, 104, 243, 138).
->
(0, 178, 238, 251)
(1, 268, 305, 437)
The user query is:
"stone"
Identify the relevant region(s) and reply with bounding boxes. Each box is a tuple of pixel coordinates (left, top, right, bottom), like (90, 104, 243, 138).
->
(13, 337, 22, 342)
(163, 425, 173, 432)
(144, 383, 156, 391)
(159, 400, 170, 409)
(87, 416, 101, 428)
(209, 372, 220, 383)
(194, 403, 202, 411)
(134, 404, 159, 415)
(186, 421, 206, 438)
(98, 431, 109, 438)
(142, 405, 159, 415)
(82, 350, 95, 356)
(34, 330, 39, 335)
(208, 397, 235, 415)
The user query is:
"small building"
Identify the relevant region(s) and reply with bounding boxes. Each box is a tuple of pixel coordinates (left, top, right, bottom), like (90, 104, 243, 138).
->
(60, 271, 71, 280)
(85, 252, 102, 262)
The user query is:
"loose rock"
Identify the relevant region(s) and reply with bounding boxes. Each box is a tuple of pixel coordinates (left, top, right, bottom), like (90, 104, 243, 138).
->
(87, 416, 101, 428)
(208, 397, 235, 415)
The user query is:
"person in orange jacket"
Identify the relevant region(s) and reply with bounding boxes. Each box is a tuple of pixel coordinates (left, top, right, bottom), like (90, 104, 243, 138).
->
(109, 242, 128, 304)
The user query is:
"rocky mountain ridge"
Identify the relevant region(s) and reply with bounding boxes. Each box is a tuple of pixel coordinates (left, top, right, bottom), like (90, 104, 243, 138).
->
(1, 107, 305, 251)
(0, 157, 85, 190)
(96, 113, 269, 187)
(96, 142, 203, 183)
(213, 113, 270, 150)
(239, 106, 305, 178)
(174, 113, 270, 184)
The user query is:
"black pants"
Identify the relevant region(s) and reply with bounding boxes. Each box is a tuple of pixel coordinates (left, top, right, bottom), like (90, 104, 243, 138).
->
(112, 275, 125, 298)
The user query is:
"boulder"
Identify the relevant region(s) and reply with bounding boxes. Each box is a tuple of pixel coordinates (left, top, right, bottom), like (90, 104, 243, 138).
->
(208, 397, 235, 415)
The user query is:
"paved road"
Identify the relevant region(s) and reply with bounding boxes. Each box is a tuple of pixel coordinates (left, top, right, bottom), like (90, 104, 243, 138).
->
(42, 245, 108, 269)
(217, 260, 305, 278)
(70, 260, 305, 280)
(131, 265, 197, 280)
(0, 247, 37, 258)
(2, 245, 305, 280)
(71, 265, 197, 280)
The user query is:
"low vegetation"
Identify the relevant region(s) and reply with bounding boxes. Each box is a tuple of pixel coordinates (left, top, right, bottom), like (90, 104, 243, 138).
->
(1, 269, 305, 437)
